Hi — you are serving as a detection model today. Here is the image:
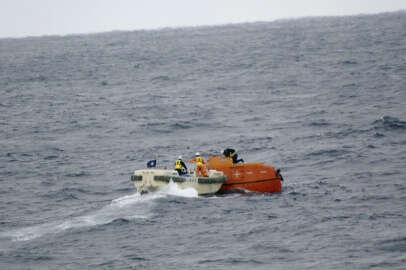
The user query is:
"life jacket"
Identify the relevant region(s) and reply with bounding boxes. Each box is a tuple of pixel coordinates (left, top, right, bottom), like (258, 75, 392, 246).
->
(175, 159, 182, 169)
(195, 156, 203, 167)
(223, 148, 235, 157)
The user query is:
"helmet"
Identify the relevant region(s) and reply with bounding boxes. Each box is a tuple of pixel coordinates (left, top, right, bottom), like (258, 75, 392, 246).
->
(195, 152, 200, 156)
(178, 155, 182, 159)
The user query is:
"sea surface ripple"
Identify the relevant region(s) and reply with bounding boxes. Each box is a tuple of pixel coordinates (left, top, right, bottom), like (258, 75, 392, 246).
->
(1, 11, 406, 270)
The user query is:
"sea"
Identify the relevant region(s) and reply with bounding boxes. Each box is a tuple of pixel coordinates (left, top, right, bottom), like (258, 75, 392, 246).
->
(1, 11, 406, 270)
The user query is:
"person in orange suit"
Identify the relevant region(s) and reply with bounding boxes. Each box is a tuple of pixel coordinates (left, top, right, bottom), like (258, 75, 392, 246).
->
(188, 152, 207, 177)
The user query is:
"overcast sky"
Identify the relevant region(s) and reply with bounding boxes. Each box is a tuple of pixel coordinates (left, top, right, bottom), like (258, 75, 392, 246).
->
(1, 0, 405, 38)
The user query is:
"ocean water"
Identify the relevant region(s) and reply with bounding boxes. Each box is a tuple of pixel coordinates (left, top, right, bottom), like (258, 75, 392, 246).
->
(1, 11, 406, 270)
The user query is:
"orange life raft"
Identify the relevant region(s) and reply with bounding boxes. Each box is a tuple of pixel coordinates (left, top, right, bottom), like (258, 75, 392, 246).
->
(206, 156, 283, 193)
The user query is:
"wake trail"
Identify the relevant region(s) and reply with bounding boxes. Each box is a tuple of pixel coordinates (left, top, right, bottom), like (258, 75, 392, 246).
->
(1, 183, 199, 242)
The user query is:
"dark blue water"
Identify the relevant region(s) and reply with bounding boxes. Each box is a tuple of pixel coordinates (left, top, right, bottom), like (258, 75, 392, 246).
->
(1, 11, 406, 269)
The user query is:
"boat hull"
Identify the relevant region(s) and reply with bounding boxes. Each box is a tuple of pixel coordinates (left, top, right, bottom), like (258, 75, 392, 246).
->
(131, 169, 226, 195)
(206, 156, 282, 193)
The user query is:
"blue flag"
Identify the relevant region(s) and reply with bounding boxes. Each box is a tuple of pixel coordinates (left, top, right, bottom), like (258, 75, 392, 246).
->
(147, 160, 157, 168)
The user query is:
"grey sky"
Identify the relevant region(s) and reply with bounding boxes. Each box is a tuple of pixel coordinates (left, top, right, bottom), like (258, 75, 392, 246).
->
(1, 0, 405, 38)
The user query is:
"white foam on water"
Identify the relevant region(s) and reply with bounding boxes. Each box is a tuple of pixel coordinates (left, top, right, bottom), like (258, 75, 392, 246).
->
(157, 179, 198, 198)
(0, 220, 68, 242)
(0, 192, 163, 242)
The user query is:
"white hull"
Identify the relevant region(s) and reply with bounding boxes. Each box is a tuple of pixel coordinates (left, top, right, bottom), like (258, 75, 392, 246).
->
(131, 169, 226, 195)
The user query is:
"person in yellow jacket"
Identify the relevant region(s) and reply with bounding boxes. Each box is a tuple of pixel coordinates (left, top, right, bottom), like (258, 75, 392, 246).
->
(188, 152, 207, 177)
(174, 156, 188, 175)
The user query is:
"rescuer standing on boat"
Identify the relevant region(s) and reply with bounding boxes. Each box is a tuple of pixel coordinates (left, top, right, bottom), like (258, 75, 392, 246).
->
(174, 156, 188, 175)
(188, 152, 207, 177)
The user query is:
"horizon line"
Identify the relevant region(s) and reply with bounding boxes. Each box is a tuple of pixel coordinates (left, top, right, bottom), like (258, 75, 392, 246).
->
(1, 9, 404, 40)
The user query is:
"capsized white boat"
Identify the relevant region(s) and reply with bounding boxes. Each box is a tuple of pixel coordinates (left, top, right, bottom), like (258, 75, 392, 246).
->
(130, 169, 226, 195)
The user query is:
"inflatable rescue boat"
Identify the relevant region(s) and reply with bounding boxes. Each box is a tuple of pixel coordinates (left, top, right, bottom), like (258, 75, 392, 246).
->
(206, 156, 283, 193)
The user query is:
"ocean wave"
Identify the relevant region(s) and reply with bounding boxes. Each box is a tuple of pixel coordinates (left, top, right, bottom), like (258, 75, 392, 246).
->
(236, 136, 273, 151)
(101, 217, 131, 226)
(243, 116, 264, 122)
(198, 257, 265, 265)
(40, 187, 94, 200)
(4, 152, 35, 162)
(64, 171, 90, 178)
(324, 128, 370, 139)
(309, 119, 330, 127)
(320, 215, 352, 222)
(339, 60, 359, 65)
(378, 236, 406, 253)
(286, 191, 307, 202)
(373, 116, 406, 131)
(306, 149, 350, 158)
(150, 75, 170, 83)
(140, 119, 218, 134)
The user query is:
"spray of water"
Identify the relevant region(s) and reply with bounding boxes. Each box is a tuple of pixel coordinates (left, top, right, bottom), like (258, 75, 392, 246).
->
(158, 179, 198, 198)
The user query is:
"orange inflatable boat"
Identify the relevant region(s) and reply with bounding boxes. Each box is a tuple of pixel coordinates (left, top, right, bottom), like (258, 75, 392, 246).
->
(206, 156, 283, 193)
